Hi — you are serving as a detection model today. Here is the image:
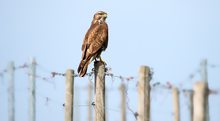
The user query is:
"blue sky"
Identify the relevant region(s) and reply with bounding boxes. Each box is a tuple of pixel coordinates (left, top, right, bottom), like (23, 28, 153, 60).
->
(0, 0, 220, 121)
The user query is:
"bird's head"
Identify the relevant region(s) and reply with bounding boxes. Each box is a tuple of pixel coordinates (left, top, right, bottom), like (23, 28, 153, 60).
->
(93, 11, 107, 24)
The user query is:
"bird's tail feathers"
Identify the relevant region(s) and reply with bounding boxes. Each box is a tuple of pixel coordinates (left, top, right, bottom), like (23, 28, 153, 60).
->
(78, 56, 92, 77)
(77, 60, 85, 74)
(78, 60, 90, 77)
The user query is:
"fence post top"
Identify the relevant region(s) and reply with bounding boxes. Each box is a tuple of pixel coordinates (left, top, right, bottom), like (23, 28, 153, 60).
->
(193, 81, 208, 91)
(66, 69, 74, 76)
(139, 65, 151, 81)
(139, 65, 150, 69)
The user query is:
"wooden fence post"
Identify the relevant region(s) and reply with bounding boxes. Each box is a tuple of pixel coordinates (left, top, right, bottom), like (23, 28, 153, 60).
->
(94, 61, 105, 121)
(189, 91, 194, 121)
(88, 80, 93, 121)
(29, 58, 36, 121)
(8, 62, 15, 121)
(200, 59, 209, 121)
(172, 86, 180, 121)
(105, 85, 108, 121)
(193, 81, 208, 121)
(65, 69, 74, 121)
(74, 86, 80, 121)
(120, 83, 126, 121)
(137, 66, 151, 121)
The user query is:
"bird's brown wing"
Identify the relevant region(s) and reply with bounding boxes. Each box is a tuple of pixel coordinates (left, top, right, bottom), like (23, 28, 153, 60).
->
(78, 22, 108, 76)
(80, 24, 94, 60)
(86, 22, 108, 55)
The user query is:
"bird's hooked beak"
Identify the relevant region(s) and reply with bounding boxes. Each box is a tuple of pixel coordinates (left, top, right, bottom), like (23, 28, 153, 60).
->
(103, 13, 107, 19)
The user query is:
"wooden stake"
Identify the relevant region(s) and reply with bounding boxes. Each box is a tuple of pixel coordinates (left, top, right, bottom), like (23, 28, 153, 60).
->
(74, 86, 80, 121)
(200, 59, 208, 83)
(172, 86, 180, 121)
(105, 85, 108, 121)
(200, 59, 209, 121)
(65, 69, 74, 121)
(29, 58, 36, 121)
(193, 81, 208, 121)
(137, 66, 151, 121)
(88, 80, 93, 121)
(189, 91, 194, 121)
(8, 62, 15, 121)
(120, 83, 126, 121)
(94, 61, 105, 121)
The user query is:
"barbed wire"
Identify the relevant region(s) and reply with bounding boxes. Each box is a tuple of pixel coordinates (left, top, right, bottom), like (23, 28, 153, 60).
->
(0, 62, 219, 95)
(152, 81, 219, 95)
(1, 61, 220, 121)
(209, 64, 220, 68)
(1, 60, 220, 121)
(1, 63, 220, 96)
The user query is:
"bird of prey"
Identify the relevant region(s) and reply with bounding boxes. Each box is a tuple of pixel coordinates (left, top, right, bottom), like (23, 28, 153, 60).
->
(77, 11, 108, 77)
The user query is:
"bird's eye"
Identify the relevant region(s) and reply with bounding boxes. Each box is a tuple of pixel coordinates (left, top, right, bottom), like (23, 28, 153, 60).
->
(97, 15, 102, 19)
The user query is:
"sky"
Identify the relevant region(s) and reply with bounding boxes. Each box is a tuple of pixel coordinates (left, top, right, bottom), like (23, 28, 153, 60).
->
(0, 0, 220, 121)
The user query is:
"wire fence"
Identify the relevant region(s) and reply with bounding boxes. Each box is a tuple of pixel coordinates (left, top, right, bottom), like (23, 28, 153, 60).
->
(0, 60, 220, 121)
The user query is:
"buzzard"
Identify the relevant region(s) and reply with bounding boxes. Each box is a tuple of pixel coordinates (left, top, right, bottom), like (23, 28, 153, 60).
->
(77, 11, 108, 77)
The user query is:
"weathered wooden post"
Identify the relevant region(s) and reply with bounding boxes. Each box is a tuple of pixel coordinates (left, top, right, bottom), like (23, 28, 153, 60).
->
(29, 58, 36, 121)
(200, 59, 209, 121)
(74, 86, 80, 121)
(94, 61, 105, 121)
(8, 61, 15, 121)
(137, 66, 151, 121)
(193, 81, 208, 121)
(65, 69, 74, 121)
(88, 80, 93, 121)
(185, 90, 194, 121)
(105, 85, 108, 121)
(189, 91, 194, 121)
(172, 86, 180, 121)
(120, 83, 126, 121)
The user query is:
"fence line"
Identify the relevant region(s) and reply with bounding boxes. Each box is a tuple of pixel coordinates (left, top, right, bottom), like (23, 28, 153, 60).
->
(0, 59, 220, 121)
